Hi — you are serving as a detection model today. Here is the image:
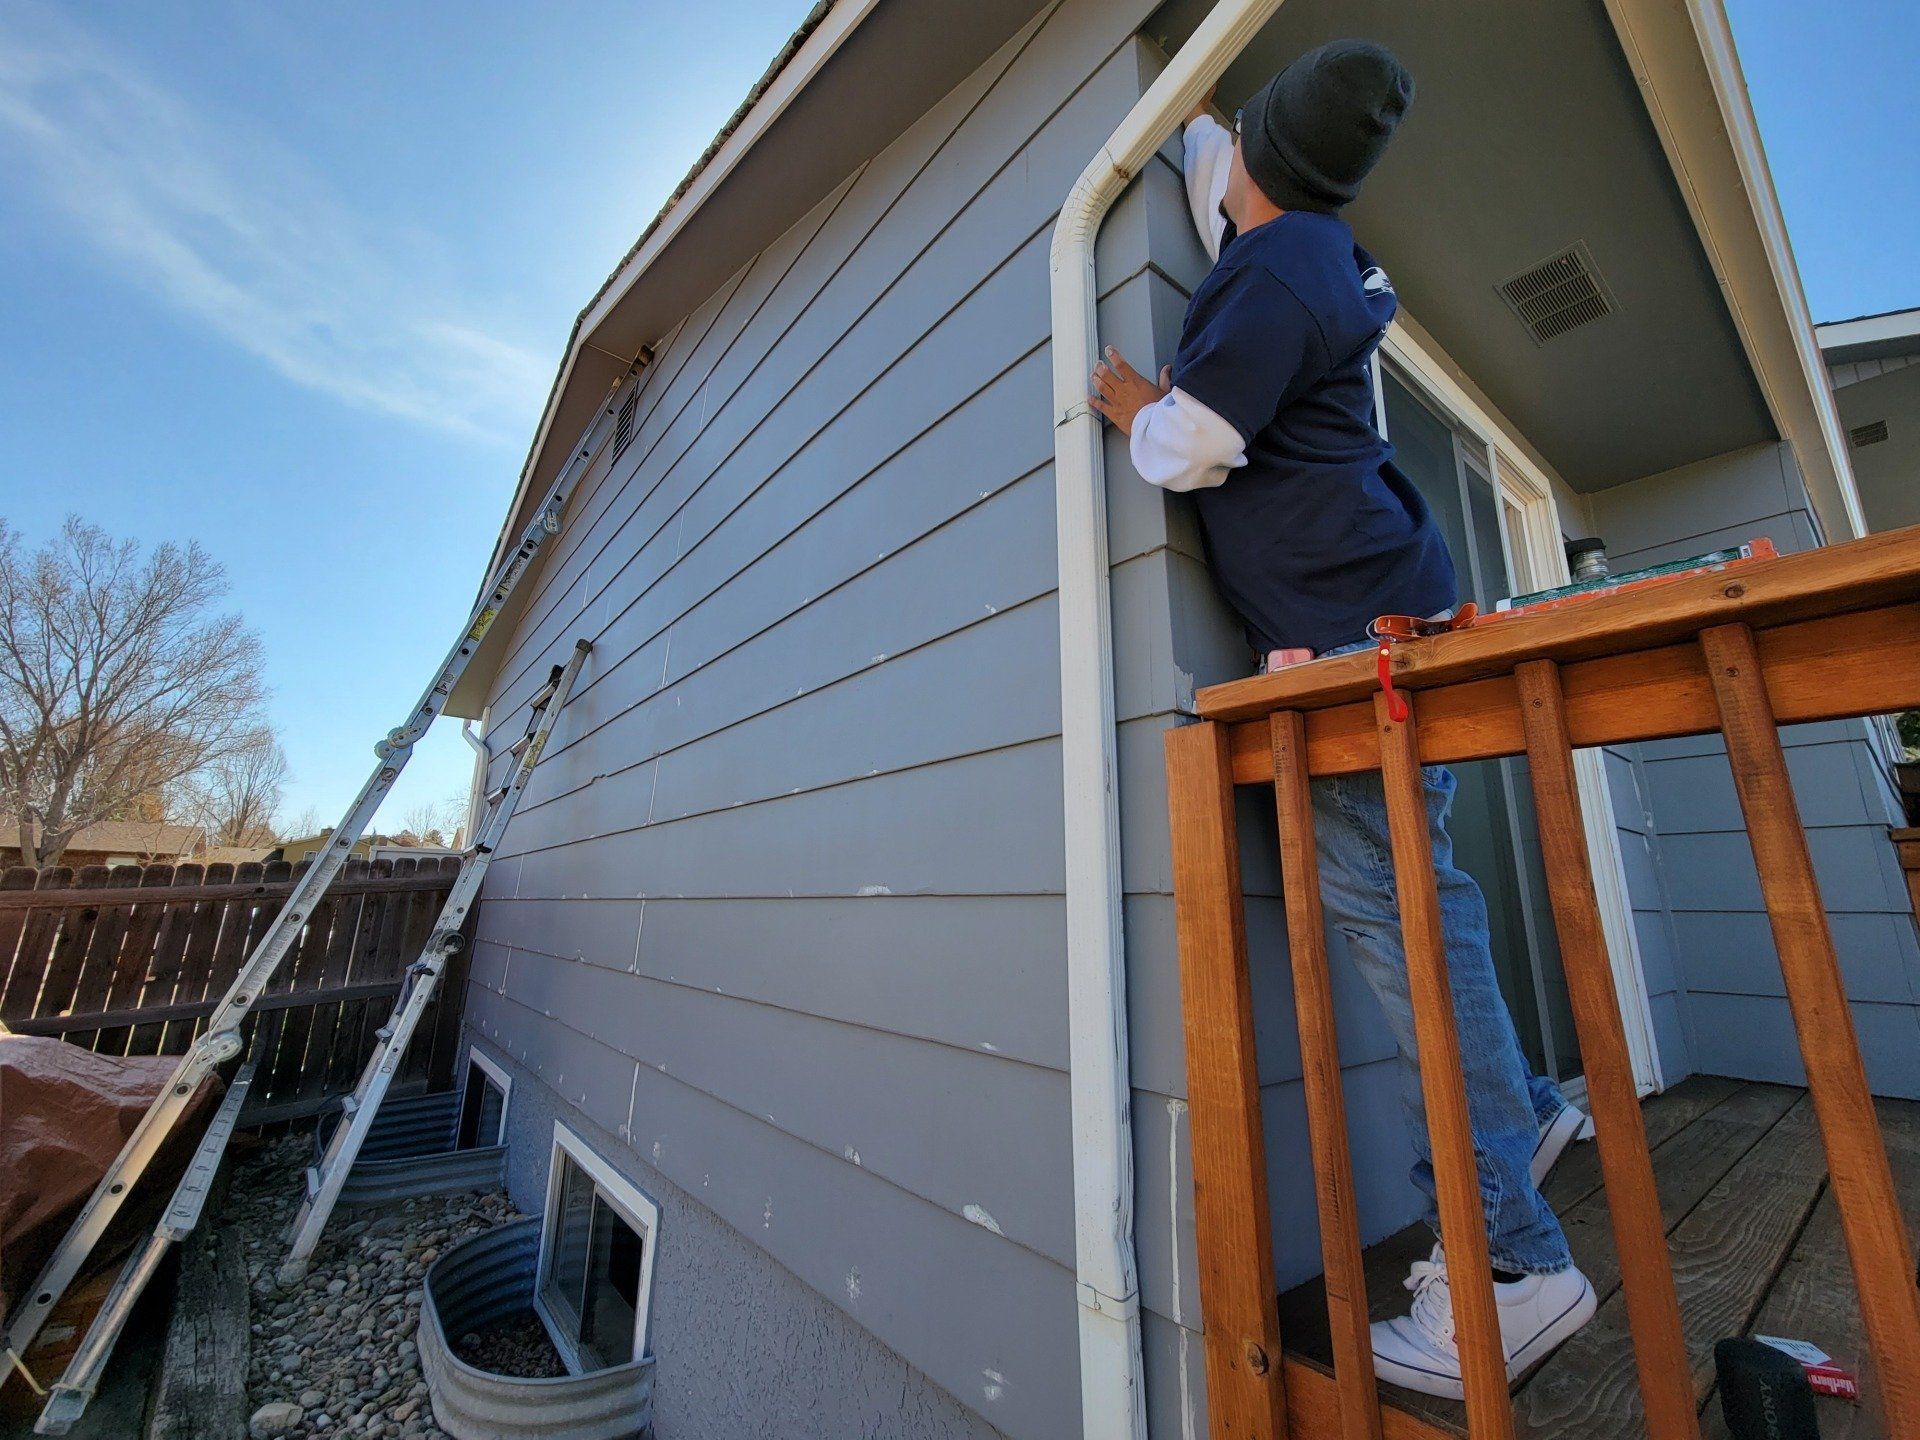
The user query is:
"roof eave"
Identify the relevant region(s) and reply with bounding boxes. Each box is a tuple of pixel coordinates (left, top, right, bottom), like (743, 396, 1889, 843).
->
(1602, 0, 1866, 540)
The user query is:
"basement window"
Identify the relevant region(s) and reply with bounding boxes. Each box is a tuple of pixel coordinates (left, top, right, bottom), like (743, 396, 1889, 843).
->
(535, 1124, 659, 1373)
(456, 1049, 511, 1149)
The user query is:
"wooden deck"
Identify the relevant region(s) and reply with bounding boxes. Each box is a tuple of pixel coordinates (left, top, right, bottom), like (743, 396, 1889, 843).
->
(1275, 1077, 1920, 1438)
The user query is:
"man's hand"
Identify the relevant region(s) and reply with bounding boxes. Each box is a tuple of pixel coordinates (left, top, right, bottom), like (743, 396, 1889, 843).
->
(1184, 84, 1217, 127)
(1089, 345, 1171, 436)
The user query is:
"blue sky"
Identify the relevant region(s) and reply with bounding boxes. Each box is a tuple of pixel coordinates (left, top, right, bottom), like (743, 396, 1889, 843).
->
(1, 0, 1913, 833)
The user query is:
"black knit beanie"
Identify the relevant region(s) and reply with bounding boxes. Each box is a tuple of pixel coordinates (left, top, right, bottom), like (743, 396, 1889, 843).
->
(1238, 39, 1413, 213)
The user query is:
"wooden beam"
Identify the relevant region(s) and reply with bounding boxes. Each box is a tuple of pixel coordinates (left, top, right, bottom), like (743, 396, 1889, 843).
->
(1269, 713, 1383, 1440)
(1514, 660, 1698, 1440)
(1702, 623, 1920, 1437)
(1375, 695, 1514, 1440)
(1198, 523, 1920, 722)
(1225, 602, 1920, 783)
(1165, 721, 1289, 1440)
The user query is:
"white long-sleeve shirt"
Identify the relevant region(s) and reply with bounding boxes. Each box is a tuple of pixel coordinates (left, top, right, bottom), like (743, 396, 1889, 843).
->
(1128, 115, 1247, 495)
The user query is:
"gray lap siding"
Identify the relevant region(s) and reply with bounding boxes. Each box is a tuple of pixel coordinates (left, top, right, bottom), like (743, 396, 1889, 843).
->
(465, 6, 1198, 1437)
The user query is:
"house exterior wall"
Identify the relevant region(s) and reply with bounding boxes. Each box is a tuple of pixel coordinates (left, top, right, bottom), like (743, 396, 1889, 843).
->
(464, 6, 1195, 1436)
(1830, 362, 1920, 532)
(1587, 442, 1920, 1099)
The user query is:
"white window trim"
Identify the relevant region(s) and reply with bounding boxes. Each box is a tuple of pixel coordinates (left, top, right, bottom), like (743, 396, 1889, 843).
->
(534, 1122, 661, 1374)
(459, 1046, 513, 1148)
(1376, 317, 1666, 1095)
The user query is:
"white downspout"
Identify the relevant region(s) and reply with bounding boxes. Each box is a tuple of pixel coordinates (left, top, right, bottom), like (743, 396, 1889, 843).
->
(1049, 1, 1286, 1435)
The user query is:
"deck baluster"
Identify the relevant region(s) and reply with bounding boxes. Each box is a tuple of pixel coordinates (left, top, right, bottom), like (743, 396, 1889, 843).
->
(1514, 659, 1699, 1439)
(1270, 712, 1386, 1440)
(1374, 693, 1517, 1440)
(1166, 719, 1291, 1440)
(1701, 622, 1920, 1436)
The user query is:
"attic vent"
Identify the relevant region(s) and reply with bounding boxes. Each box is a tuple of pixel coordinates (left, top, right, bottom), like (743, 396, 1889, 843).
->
(1498, 244, 1616, 344)
(612, 389, 639, 461)
(1850, 419, 1889, 449)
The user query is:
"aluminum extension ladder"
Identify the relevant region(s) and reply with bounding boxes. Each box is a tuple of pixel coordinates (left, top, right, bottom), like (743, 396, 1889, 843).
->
(0, 368, 630, 1386)
(278, 639, 589, 1283)
(33, 1063, 258, 1434)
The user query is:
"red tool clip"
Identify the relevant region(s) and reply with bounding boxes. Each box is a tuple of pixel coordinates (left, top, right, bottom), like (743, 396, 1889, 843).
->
(1376, 635, 1409, 723)
(1369, 605, 1478, 725)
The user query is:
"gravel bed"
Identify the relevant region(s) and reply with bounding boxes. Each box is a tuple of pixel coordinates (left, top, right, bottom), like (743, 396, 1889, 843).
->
(227, 1132, 524, 1439)
(450, 1309, 566, 1378)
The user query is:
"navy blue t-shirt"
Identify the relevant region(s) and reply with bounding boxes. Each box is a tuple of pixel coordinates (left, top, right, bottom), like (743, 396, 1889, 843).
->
(1172, 210, 1455, 655)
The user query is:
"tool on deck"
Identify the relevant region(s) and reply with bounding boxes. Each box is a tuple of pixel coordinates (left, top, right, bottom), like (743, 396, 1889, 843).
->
(278, 639, 590, 1284)
(0, 369, 630, 1384)
(32, 1063, 258, 1434)
(1364, 539, 1779, 722)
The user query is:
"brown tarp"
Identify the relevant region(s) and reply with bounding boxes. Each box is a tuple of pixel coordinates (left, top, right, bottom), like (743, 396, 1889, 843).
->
(0, 1034, 222, 1318)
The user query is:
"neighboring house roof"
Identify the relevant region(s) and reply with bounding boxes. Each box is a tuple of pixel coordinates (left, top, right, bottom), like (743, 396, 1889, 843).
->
(0, 821, 200, 858)
(1816, 306, 1920, 366)
(199, 844, 277, 865)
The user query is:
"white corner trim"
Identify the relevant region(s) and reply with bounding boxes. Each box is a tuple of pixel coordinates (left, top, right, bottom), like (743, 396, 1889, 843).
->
(534, 1120, 662, 1372)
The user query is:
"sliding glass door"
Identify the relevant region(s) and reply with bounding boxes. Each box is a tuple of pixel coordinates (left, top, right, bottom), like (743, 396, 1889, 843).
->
(1378, 369, 1582, 1085)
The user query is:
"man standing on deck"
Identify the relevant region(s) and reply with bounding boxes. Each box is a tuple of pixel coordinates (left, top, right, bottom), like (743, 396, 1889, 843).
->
(1088, 41, 1598, 1398)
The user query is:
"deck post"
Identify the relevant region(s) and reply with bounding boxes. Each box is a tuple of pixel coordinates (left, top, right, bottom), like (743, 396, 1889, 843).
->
(1166, 720, 1290, 1439)
(1514, 660, 1700, 1439)
(1374, 694, 1516, 1440)
(1701, 622, 1920, 1435)
(1269, 713, 1384, 1440)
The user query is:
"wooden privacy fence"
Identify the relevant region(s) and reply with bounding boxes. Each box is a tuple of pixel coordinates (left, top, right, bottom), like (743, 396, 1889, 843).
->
(0, 857, 469, 1124)
(1165, 525, 1920, 1439)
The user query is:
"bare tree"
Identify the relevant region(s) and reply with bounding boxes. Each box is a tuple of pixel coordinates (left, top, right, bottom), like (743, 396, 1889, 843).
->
(173, 730, 289, 848)
(397, 797, 466, 848)
(280, 804, 322, 841)
(0, 518, 267, 868)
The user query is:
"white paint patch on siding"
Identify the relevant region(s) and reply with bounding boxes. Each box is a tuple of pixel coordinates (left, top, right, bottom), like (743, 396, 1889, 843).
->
(846, 1267, 862, 1304)
(856, 884, 893, 896)
(962, 1204, 1003, 1236)
(982, 1368, 1005, 1403)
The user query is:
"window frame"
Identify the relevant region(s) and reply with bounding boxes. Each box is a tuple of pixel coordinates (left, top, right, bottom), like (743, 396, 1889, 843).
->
(533, 1122, 660, 1374)
(456, 1047, 512, 1150)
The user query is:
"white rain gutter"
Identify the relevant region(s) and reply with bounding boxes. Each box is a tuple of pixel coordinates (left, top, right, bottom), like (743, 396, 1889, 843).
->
(1049, 1, 1286, 1434)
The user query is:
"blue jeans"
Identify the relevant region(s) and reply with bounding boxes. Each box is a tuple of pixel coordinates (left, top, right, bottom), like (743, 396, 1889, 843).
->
(1311, 764, 1575, 1275)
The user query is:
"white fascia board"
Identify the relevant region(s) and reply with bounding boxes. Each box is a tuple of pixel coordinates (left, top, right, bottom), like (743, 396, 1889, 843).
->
(1816, 308, 1920, 357)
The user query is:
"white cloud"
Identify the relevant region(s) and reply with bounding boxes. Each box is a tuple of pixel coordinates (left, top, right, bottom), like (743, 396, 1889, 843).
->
(0, 3, 550, 441)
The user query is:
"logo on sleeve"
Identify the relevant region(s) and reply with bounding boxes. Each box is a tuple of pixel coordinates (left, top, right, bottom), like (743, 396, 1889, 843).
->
(1361, 266, 1394, 296)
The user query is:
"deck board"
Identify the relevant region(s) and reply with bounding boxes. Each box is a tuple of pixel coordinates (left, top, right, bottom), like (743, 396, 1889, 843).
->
(1275, 1079, 1919, 1438)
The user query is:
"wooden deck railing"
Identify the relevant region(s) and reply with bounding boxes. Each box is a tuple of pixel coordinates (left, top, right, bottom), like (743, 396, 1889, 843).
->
(1164, 525, 1920, 1439)
(0, 856, 469, 1122)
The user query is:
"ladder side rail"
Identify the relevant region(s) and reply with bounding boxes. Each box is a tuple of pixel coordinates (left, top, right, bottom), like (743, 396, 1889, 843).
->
(279, 641, 591, 1281)
(32, 1064, 257, 1436)
(4, 391, 624, 1361)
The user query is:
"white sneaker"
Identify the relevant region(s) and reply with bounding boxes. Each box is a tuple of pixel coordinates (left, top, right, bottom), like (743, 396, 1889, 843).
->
(1530, 1103, 1593, 1188)
(1370, 1245, 1598, 1400)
